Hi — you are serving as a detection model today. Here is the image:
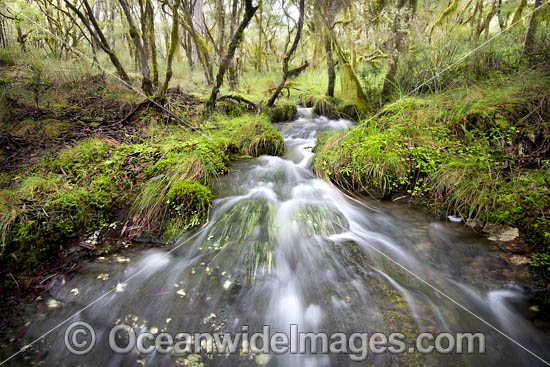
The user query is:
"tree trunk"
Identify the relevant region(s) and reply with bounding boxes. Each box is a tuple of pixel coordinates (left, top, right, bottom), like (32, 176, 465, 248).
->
(181, 2, 214, 85)
(267, 0, 305, 106)
(16, 25, 27, 51)
(65, 0, 130, 82)
(207, 0, 258, 110)
(523, 0, 543, 64)
(477, 0, 498, 38)
(216, 0, 225, 62)
(228, 0, 240, 90)
(119, 0, 153, 94)
(159, 0, 182, 96)
(327, 27, 370, 110)
(325, 35, 335, 97)
(191, 0, 204, 64)
(145, 0, 159, 86)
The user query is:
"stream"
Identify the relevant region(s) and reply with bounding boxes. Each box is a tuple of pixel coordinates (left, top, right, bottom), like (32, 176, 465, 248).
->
(3, 107, 550, 366)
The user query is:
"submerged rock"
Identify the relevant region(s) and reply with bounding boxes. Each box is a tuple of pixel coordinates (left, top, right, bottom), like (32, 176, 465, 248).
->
(484, 223, 519, 242)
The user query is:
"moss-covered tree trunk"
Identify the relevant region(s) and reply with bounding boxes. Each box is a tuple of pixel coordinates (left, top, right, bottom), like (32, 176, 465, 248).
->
(325, 34, 335, 97)
(144, 0, 159, 87)
(523, 0, 543, 64)
(207, 0, 258, 110)
(267, 0, 305, 107)
(119, 0, 153, 95)
(180, 2, 214, 85)
(65, 0, 130, 82)
(326, 27, 369, 111)
(215, 0, 225, 62)
(159, 0, 182, 97)
(228, 0, 240, 90)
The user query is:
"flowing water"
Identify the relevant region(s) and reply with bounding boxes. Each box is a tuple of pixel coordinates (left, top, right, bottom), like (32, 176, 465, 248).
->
(4, 108, 550, 366)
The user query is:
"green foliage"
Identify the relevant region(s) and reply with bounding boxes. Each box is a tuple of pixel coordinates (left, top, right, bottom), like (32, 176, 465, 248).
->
(267, 101, 297, 123)
(314, 69, 550, 264)
(217, 101, 244, 117)
(50, 138, 111, 179)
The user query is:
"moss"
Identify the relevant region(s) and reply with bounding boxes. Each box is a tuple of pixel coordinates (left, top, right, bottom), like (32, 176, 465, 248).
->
(217, 101, 244, 117)
(379, 97, 428, 117)
(50, 138, 112, 179)
(230, 115, 285, 156)
(145, 139, 229, 184)
(336, 101, 361, 121)
(313, 127, 409, 198)
(165, 180, 212, 231)
(313, 98, 339, 119)
(2, 187, 113, 270)
(267, 102, 297, 123)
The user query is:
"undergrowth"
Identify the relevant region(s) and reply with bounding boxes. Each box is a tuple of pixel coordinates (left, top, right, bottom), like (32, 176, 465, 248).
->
(313, 68, 550, 273)
(0, 107, 285, 281)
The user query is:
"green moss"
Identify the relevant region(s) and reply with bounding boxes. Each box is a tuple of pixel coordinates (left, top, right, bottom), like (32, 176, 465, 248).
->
(50, 138, 111, 179)
(336, 101, 361, 121)
(313, 98, 339, 119)
(380, 97, 428, 117)
(313, 127, 409, 198)
(217, 101, 244, 117)
(166, 180, 212, 231)
(267, 102, 297, 123)
(145, 139, 229, 184)
(226, 115, 285, 156)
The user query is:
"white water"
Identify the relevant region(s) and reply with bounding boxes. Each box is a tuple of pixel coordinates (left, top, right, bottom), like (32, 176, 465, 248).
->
(6, 107, 550, 366)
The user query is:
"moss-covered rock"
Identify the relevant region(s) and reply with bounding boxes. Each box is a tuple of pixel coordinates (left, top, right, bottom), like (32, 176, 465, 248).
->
(336, 101, 361, 121)
(217, 101, 244, 117)
(267, 102, 297, 123)
(313, 98, 339, 119)
(231, 116, 285, 156)
(166, 180, 213, 231)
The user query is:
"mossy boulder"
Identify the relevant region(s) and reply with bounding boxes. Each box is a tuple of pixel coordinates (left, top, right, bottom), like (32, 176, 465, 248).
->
(232, 118, 285, 156)
(313, 98, 339, 119)
(267, 102, 297, 123)
(166, 180, 213, 230)
(336, 101, 361, 121)
(217, 101, 244, 117)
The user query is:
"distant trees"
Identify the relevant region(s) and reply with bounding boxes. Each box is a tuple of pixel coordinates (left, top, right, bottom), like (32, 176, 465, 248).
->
(0, 0, 548, 106)
(207, 0, 258, 109)
(266, 0, 305, 106)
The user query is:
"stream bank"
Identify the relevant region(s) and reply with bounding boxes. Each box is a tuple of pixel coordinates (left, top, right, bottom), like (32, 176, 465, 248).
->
(312, 68, 550, 299)
(1, 107, 549, 366)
